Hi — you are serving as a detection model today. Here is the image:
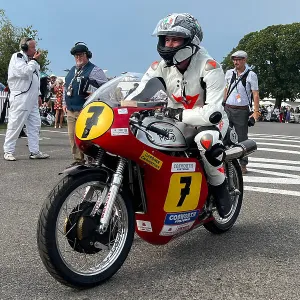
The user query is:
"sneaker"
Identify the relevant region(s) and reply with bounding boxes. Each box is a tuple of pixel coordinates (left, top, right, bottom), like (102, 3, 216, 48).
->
(241, 165, 248, 175)
(29, 151, 50, 159)
(4, 153, 16, 161)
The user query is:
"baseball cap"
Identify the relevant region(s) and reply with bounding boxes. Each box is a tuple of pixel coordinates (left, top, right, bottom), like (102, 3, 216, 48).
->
(231, 50, 248, 59)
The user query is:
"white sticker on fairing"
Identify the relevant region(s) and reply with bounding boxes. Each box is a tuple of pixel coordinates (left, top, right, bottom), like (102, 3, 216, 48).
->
(159, 221, 194, 236)
(171, 162, 196, 172)
(118, 108, 128, 114)
(111, 128, 129, 136)
(136, 220, 153, 232)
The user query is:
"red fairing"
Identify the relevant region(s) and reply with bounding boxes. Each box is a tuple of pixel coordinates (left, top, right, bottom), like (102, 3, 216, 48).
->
(76, 106, 209, 245)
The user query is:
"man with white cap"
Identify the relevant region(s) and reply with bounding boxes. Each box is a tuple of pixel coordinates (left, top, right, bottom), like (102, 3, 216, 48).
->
(224, 50, 259, 174)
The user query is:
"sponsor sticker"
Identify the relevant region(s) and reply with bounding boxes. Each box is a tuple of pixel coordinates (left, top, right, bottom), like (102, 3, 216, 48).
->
(171, 162, 196, 172)
(139, 150, 163, 170)
(164, 210, 199, 225)
(136, 220, 153, 232)
(159, 222, 194, 236)
(111, 128, 129, 136)
(118, 108, 128, 114)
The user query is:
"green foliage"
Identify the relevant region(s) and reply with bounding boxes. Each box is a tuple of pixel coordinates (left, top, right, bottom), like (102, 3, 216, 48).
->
(222, 23, 300, 106)
(0, 9, 50, 85)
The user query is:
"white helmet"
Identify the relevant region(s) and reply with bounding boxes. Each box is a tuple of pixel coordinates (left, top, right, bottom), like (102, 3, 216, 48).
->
(152, 13, 203, 66)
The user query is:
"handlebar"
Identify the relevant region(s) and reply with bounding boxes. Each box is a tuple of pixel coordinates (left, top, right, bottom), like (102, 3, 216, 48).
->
(146, 125, 169, 137)
(129, 118, 169, 138)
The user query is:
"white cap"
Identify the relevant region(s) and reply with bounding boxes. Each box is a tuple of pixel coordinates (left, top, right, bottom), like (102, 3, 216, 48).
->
(231, 50, 248, 58)
(50, 74, 57, 78)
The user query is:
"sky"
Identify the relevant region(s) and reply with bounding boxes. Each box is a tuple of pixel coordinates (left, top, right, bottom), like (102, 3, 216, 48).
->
(1, 0, 300, 78)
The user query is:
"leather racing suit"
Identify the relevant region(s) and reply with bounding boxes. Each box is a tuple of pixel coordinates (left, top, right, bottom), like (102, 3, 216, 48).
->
(127, 48, 229, 188)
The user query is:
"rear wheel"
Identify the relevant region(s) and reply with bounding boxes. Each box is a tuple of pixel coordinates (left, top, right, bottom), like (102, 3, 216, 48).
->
(204, 159, 243, 234)
(37, 173, 135, 288)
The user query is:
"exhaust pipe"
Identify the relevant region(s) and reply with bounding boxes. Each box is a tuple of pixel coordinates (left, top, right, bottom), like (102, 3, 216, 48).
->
(225, 139, 257, 161)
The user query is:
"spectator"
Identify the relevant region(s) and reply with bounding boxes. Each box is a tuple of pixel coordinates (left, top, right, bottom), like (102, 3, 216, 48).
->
(224, 50, 260, 174)
(3, 37, 49, 161)
(63, 42, 108, 166)
(285, 106, 291, 123)
(0, 82, 5, 91)
(126, 83, 139, 97)
(53, 78, 64, 128)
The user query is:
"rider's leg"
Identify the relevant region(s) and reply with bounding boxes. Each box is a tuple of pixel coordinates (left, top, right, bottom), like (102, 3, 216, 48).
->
(194, 127, 232, 218)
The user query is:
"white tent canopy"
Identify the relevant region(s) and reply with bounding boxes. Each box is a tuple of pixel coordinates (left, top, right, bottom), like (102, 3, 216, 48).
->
(261, 100, 274, 106)
(281, 101, 291, 107)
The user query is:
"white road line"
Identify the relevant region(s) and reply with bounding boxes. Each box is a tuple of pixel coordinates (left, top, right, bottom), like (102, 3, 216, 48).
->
(257, 148, 300, 155)
(253, 137, 300, 144)
(40, 129, 68, 134)
(249, 133, 300, 139)
(249, 157, 300, 165)
(248, 162, 300, 171)
(257, 142, 300, 149)
(243, 177, 300, 184)
(246, 168, 300, 178)
(244, 186, 300, 197)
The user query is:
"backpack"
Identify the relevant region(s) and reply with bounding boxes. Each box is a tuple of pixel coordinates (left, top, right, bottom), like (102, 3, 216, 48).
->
(228, 69, 253, 107)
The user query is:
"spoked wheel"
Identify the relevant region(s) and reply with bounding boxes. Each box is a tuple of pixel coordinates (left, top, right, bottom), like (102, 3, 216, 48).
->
(204, 159, 243, 234)
(37, 173, 135, 288)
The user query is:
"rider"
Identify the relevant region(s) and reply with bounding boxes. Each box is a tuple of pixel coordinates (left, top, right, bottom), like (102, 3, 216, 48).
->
(126, 13, 232, 218)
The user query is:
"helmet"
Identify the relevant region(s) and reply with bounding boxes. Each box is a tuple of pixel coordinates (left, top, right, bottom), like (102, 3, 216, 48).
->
(152, 13, 203, 66)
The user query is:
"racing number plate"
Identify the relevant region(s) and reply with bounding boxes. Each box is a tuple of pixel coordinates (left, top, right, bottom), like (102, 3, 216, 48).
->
(75, 102, 114, 140)
(164, 172, 202, 212)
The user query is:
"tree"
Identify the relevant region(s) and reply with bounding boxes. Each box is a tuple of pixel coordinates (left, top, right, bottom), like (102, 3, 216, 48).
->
(0, 9, 50, 85)
(222, 23, 300, 107)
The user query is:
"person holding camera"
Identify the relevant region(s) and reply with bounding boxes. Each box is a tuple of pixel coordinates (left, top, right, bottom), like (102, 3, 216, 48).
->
(224, 50, 260, 174)
(3, 37, 50, 161)
(63, 42, 107, 167)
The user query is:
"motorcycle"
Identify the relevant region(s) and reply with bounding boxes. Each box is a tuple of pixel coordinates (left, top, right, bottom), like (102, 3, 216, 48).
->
(37, 75, 257, 288)
(39, 104, 55, 126)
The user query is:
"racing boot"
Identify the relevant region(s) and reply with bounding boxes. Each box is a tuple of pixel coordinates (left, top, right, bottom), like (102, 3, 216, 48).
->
(211, 179, 232, 218)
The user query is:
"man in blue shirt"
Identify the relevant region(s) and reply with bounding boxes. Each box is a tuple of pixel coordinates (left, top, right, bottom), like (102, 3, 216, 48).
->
(224, 50, 260, 174)
(63, 42, 108, 166)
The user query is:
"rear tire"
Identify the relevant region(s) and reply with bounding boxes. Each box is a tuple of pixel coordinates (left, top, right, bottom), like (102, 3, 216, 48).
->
(37, 173, 135, 288)
(204, 159, 243, 234)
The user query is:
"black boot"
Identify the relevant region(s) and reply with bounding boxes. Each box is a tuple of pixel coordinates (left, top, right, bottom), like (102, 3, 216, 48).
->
(211, 179, 232, 218)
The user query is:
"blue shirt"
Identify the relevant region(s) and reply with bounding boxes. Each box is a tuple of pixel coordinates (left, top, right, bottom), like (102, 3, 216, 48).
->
(225, 67, 258, 106)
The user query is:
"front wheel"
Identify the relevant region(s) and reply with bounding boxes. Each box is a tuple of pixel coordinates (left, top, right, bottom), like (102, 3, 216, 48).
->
(37, 172, 135, 288)
(204, 159, 243, 234)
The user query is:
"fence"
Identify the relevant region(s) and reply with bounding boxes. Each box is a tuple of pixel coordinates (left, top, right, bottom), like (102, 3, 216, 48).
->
(0, 91, 9, 123)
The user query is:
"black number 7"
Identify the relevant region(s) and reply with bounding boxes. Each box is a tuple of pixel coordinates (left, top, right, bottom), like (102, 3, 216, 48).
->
(82, 106, 104, 138)
(177, 176, 192, 207)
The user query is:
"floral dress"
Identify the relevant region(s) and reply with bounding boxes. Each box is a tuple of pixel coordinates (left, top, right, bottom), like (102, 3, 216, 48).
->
(54, 85, 64, 110)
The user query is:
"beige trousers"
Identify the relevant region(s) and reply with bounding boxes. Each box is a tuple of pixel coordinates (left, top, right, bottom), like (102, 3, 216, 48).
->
(67, 110, 84, 162)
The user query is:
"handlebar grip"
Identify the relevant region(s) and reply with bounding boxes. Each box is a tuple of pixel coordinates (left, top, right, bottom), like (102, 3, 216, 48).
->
(147, 125, 169, 137)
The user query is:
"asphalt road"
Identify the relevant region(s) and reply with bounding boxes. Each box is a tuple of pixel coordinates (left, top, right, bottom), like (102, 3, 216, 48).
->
(0, 122, 300, 300)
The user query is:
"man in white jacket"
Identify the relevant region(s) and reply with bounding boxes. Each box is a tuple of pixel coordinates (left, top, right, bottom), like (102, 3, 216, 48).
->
(3, 37, 49, 161)
(127, 13, 232, 218)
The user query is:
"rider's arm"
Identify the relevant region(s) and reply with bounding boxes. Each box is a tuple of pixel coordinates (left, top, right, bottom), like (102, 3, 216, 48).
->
(125, 61, 163, 100)
(182, 60, 225, 126)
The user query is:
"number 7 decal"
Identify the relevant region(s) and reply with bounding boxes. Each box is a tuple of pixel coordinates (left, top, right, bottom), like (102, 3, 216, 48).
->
(164, 172, 202, 212)
(82, 106, 104, 138)
(177, 176, 192, 207)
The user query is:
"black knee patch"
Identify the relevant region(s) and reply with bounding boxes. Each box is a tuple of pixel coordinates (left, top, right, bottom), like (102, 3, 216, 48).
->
(205, 143, 226, 167)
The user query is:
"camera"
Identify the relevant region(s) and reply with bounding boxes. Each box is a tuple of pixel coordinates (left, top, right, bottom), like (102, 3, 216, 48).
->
(248, 116, 255, 127)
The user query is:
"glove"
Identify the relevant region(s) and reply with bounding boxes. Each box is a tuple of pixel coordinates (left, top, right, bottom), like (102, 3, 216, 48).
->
(164, 108, 183, 121)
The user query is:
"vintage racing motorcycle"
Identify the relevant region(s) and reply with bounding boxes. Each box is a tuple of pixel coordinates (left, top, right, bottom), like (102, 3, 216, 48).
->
(37, 75, 257, 288)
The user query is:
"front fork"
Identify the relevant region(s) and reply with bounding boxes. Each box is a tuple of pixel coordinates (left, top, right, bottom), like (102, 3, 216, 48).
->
(96, 157, 127, 233)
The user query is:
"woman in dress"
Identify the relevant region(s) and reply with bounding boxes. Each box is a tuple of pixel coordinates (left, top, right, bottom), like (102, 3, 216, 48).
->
(54, 78, 64, 128)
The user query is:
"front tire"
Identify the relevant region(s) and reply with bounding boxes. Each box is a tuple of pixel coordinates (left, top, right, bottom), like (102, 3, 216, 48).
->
(37, 172, 135, 288)
(204, 159, 243, 234)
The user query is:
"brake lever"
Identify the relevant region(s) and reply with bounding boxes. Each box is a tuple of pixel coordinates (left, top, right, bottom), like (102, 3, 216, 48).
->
(129, 119, 154, 140)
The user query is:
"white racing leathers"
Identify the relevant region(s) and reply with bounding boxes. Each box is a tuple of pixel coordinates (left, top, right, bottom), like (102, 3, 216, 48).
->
(127, 49, 229, 186)
(3, 51, 41, 155)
